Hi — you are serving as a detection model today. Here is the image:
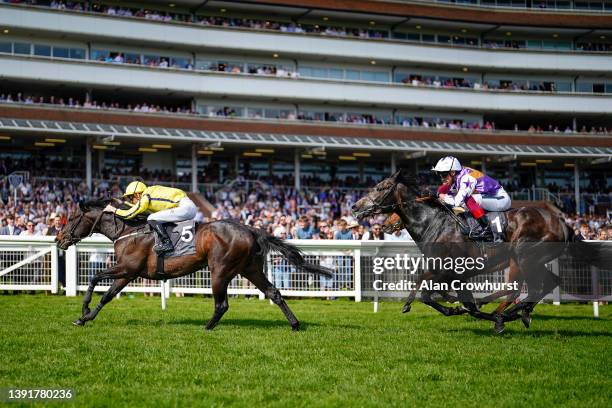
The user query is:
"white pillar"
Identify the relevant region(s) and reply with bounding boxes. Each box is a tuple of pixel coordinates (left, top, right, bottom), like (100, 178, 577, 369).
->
(390, 153, 397, 174)
(294, 149, 301, 190)
(65, 246, 77, 297)
(574, 162, 580, 215)
(191, 144, 198, 192)
(85, 138, 92, 191)
(481, 157, 487, 173)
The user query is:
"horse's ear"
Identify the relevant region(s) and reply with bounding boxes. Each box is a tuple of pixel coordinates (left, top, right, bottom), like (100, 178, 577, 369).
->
(111, 197, 123, 205)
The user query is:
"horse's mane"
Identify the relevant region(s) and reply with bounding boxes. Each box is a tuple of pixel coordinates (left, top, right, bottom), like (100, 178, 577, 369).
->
(80, 198, 148, 225)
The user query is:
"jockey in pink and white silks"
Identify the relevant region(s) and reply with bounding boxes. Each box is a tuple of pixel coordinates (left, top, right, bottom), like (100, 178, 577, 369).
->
(433, 156, 511, 242)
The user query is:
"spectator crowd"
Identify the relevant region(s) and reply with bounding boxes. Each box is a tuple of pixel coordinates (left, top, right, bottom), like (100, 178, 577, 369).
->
(2, 92, 611, 135)
(4, 0, 607, 53)
(1, 174, 608, 243)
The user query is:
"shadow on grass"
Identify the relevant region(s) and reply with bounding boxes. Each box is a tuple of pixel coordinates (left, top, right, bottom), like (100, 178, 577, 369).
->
(445, 327, 612, 338)
(530, 314, 610, 322)
(147, 317, 363, 331)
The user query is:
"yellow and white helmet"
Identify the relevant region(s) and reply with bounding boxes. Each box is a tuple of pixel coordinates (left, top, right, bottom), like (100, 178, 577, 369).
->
(431, 156, 462, 173)
(123, 181, 147, 197)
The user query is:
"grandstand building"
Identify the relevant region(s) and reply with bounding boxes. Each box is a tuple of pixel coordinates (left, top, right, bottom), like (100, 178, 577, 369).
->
(0, 0, 610, 213)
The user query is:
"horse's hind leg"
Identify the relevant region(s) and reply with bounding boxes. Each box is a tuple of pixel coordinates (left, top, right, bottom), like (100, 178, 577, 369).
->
(205, 272, 231, 331)
(74, 277, 132, 326)
(244, 261, 300, 331)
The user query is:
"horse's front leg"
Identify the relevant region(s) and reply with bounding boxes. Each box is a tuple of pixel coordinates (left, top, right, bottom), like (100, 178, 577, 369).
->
(74, 275, 131, 326)
(402, 271, 434, 313)
(420, 289, 467, 316)
(79, 266, 121, 318)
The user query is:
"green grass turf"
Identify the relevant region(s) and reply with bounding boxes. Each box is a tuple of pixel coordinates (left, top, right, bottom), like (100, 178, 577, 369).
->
(0, 295, 610, 407)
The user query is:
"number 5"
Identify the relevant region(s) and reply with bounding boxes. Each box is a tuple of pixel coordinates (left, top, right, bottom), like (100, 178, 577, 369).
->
(492, 216, 502, 233)
(181, 225, 193, 242)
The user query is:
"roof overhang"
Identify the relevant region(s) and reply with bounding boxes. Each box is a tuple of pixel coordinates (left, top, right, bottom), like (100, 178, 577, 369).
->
(1, 117, 610, 158)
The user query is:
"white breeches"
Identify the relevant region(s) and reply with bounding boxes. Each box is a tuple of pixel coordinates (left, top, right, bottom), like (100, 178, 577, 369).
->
(147, 197, 197, 223)
(471, 188, 512, 212)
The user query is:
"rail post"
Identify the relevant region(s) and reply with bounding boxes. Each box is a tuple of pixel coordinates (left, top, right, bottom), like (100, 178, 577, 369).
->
(354, 248, 362, 302)
(65, 245, 77, 296)
(551, 259, 560, 306)
(50, 244, 58, 294)
(591, 265, 599, 318)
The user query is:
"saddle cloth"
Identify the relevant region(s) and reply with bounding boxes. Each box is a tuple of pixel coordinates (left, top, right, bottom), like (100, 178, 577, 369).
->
(154, 219, 197, 258)
(463, 211, 509, 241)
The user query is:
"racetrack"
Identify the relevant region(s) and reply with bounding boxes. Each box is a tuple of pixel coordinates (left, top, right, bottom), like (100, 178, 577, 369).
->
(0, 295, 610, 407)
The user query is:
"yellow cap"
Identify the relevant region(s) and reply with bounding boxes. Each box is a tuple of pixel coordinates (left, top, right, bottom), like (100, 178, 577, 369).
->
(123, 181, 146, 197)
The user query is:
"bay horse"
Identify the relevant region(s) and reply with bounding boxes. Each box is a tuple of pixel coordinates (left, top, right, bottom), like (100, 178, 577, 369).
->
(56, 199, 332, 331)
(352, 170, 609, 332)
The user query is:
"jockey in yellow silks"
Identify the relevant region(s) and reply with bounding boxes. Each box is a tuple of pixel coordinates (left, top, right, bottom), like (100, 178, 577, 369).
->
(103, 181, 197, 254)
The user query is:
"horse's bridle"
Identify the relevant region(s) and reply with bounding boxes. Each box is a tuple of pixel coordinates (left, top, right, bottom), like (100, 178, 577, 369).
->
(62, 209, 105, 245)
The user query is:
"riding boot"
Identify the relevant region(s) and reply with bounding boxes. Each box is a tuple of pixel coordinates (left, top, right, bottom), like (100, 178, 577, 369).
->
(148, 221, 173, 254)
(473, 215, 493, 242)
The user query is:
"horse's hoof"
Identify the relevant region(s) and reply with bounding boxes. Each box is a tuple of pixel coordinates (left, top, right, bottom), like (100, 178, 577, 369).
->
(402, 304, 411, 314)
(72, 319, 85, 326)
(521, 313, 532, 329)
(494, 316, 505, 334)
(291, 323, 300, 332)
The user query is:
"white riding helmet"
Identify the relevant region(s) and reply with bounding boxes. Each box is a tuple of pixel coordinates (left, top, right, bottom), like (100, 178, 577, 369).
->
(431, 156, 462, 172)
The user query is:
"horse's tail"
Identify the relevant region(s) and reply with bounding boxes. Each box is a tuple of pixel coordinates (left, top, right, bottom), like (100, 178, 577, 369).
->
(564, 223, 612, 270)
(252, 229, 333, 277)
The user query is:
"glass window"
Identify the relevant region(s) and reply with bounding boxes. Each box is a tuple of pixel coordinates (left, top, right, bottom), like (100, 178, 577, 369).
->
(556, 82, 572, 92)
(13, 42, 31, 55)
(171, 57, 190, 69)
(360, 71, 377, 82)
(310, 67, 327, 78)
(124, 53, 141, 64)
(0, 41, 11, 53)
(69, 48, 85, 59)
(196, 59, 214, 71)
(406, 33, 420, 41)
(328, 68, 343, 79)
(91, 49, 109, 61)
(247, 107, 264, 118)
(373, 72, 389, 82)
(346, 70, 360, 80)
(264, 108, 280, 118)
(33, 44, 51, 56)
(298, 66, 313, 77)
(144, 55, 160, 65)
(53, 47, 70, 58)
(438, 35, 451, 44)
(422, 34, 435, 43)
(576, 83, 592, 92)
(526, 40, 542, 49)
(605, 84, 612, 94)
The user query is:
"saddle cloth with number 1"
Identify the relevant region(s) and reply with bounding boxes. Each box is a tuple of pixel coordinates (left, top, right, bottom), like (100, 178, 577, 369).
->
(153, 219, 197, 258)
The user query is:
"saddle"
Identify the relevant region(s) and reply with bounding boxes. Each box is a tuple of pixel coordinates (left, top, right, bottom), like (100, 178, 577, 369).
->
(446, 205, 508, 243)
(153, 220, 197, 276)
